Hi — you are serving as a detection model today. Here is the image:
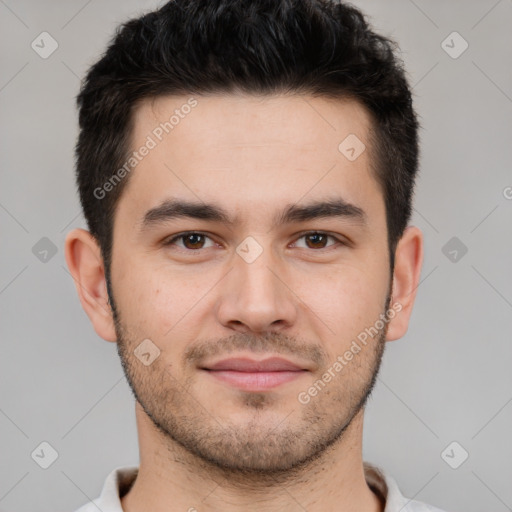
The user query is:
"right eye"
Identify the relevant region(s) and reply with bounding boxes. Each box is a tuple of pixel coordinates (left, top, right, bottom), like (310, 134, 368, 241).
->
(163, 232, 217, 251)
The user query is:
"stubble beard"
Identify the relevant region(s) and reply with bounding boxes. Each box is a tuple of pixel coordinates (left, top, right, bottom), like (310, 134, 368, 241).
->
(112, 296, 389, 483)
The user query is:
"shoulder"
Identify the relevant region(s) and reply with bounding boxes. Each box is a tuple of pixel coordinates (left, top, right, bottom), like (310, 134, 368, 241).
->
(71, 466, 139, 512)
(398, 500, 450, 512)
(364, 462, 450, 512)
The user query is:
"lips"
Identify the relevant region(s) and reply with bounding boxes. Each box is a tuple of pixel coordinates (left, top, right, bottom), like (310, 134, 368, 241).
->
(201, 357, 308, 391)
(203, 357, 305, 372)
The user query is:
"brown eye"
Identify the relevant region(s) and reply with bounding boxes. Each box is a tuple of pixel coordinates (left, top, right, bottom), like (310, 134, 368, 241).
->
(181, 233, 205, 249)
(305, 233, 329, 249)
(293, 232, 342, 250)
(164, 232, 215, 250)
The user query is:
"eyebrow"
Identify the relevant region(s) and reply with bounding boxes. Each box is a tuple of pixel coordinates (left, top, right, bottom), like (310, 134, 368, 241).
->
(139, 197, 368, 231)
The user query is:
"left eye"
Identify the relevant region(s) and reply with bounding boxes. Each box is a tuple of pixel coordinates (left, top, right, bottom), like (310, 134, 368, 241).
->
(164, 232, 216, 250)
(164, 231, 342, 251)
(292, 232, 341, 250)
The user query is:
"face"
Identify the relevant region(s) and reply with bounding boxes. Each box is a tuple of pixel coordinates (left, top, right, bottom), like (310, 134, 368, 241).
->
(109, 93, 393, 476)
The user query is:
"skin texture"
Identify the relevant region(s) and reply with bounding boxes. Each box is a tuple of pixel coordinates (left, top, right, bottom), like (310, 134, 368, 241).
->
(65, 93, 423, 512)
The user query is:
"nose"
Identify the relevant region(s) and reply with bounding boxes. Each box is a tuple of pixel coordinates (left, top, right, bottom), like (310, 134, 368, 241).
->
(215, 242, 298, 334)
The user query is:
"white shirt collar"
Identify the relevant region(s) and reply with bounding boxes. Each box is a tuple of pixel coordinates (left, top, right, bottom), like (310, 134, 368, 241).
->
(74, 462, 448, 512)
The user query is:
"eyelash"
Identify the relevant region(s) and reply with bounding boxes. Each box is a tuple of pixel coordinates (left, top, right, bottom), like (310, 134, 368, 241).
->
(163, 231, 346, 252)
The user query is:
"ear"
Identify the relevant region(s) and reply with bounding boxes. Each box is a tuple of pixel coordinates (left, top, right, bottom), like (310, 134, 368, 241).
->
(64, 228, 117, 342)
(385, 225, 424, 342)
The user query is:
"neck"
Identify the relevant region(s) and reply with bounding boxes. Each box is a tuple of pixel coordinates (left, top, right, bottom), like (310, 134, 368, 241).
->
(121, 403, 383, 512)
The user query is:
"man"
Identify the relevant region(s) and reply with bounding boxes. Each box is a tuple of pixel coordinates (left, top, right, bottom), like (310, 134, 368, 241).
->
(65, 0, 447, 510)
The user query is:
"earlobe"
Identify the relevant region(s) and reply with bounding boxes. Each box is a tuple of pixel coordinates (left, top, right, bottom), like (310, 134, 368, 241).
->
(64, 228, 117, 342)
(385, 226, 424, 342)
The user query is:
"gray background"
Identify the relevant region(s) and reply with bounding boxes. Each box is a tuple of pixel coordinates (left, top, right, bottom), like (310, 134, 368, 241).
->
(1, 1, 511, 511)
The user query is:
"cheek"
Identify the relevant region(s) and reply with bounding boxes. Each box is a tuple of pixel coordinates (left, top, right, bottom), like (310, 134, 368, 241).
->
(298, 261, 387, 338)
(112, 258, 183, 336)
(118, 261, 223, 354)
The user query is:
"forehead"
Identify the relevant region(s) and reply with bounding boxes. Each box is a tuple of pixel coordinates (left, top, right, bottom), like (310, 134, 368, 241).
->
(116, 93, 383, 230)
(133, 92, 373, 157)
